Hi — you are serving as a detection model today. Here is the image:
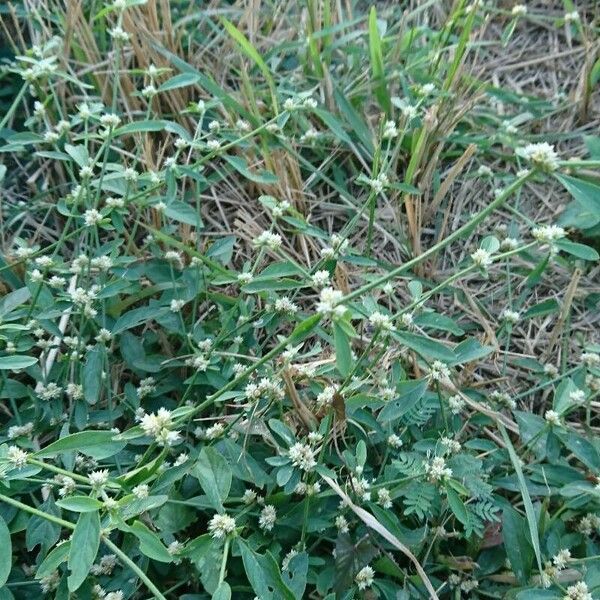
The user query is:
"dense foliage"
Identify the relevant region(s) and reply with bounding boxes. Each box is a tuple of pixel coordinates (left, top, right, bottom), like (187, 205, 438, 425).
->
(0, 1, 599, 599)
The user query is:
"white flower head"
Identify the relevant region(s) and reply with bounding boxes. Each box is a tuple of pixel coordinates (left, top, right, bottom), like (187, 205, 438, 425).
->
(355, 565, 375, 590)
(516, 142, 559, 171)
(208, 513, 236, 539)
(258, 505, 277, 531)
(471, 248, 493, 269)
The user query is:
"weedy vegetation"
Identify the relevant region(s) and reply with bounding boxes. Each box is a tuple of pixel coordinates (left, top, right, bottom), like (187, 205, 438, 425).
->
(0, 0, 599, 599)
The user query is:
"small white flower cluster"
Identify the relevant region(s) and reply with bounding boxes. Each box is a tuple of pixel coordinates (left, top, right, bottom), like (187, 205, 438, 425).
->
(577, 513, 600, 536)
(382, 120, 398, 139)
(208, 513, 236, 539)
(311, 269, 330, 287)
(511, 4, 527, 16)
(428, 360, 451, 382)
(448, 394, 465, 414)
(368, 311, 396, 333)
(243, 378, 285, 403)
(335, 514, 349, 533)
(471, 248, 493, 269)
(501, 308, 520, 324)
(283, 96, 317, 111)
(563, 582, 593, 600)
(581, 352, 600, 368)
(258, 505, 277, 531)
(316, 287, 345, 318)
(351, 475, 371, 502)
(254, 231, 282, 250)
(140, 408, 181, 446)
(7, 422, 34, 439)
(367, 172, 389, 194)
(137, 376, 156, 398)
(320, 233, 349, 259)
(288, 442, 317, 472)
(532, 224, 566, 245)
(490, 390, 516, 410)
(294, 481, 321, 496)
(517, 142, 559, 171)
(440, 437, 461, 454)
(355, 565, 375, 590)
(424, 456, 452, 482)
(316, 385, 337, 409)
(39, 383, 63, 401)
(274, 296, 299, 314)
(387, 433, 403, 448)
(477, 165, 493, 177)
(88, 469, 110, 488)
(564, 11, 580, 23)
(7, 445, 28, 468)
(377, 487, 392, 508)
(545, 410, 561, 426)
(90, 554, 117, 576)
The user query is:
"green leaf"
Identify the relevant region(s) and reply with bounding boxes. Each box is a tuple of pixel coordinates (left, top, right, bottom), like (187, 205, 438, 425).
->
(64, 144, 89, 168)
(501, 504, 534, 585)
(36, 541, 71, 580)
(281, 552, 308, 600)
(129, 521, 173, 563)
(523, 299, 560, 319)
(192, 447, 232, 512)
(368, 7, 390, 113)
(499, 425, 543, 576)
(395, 331, 455, 362)
(113, 119, 165, 135)
(212, 582, 231, 600)
(333, 321, 352, 376)
(164, 201, 202, 228)
(451, 338, 494, 365)
(446, 486, 469, 528)
(158, 72, 200, 92)
(378, 379, 428, 423)
(556, 174, 600, 228)
(36, 430, 125, 460)
(0, 287, 30, 318)
(238, 539, 295, 600)
(221, 19, 277, 111)
(68, 511, 100, 591)
(83, 346, 104, 405)
(0, 355, 36, 370)
(0, 516, 11, 587)
(112, 305, 168, 334)
(222, 155, 278, 184)
(56, 496, 103, 513)
(558, 431, 600, 470)
(555, 239, 599, 261)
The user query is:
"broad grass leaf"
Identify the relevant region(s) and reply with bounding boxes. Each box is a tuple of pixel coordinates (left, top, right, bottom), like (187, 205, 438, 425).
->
(0, 356, 36, 370)
(68, 511, 100, 591)
(35, 430, 125, 460)
(0, 516, 11, 587)
(83, 346, 104, 405)
(129, 521, 173, 562)
(212, 582, 231, 600)
(192, 447, 232, 512)
(238, 539, 295, 600)
(36, 541, 71, 580)
(378, 379, 428, 423)
(0, 287, 30, 318)
(501, 504, 534, 585)
(394, 331, 455, 362)
(158, 72, 200, 92)
(333, 321, 352, 376)
(56, 496, 103, 513)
